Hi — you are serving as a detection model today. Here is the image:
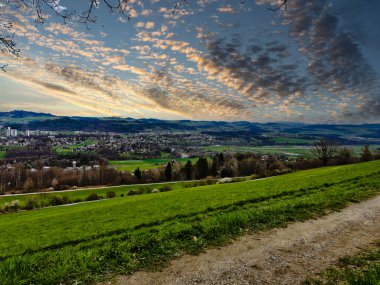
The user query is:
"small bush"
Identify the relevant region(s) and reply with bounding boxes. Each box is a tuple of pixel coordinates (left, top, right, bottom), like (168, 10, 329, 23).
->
(138, 187, 150, 194)
(2, 200, 21, 212)
(127, 189, 143, 196)
(1, 202, 10, 212)
(62, 196, 72, 204)
(120, 193, 125, 197)
(49, 195, 64, 206)
(24, 197, 39, 210)
(205, 176, 215, 185)
(10, 200, 20, 211)
(159, 185, 172, 192)
(73, 198, 83, 203)
(86, 193, 101, 201)
(106, 191, 116, 198)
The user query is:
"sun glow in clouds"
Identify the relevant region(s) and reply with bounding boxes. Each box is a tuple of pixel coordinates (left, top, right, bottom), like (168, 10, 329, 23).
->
(0, 0, 379, 122)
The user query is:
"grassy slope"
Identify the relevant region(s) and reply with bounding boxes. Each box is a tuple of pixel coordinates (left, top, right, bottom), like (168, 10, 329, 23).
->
(0, 161, 379, 285)
(0, 180, 205, 206)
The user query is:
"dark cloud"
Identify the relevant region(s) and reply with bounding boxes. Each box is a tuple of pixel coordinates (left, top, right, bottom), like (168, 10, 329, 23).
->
(282, 0, 378, 119)
(44, 64, 120, 99)
(205, 37, 308, 99)
(35, 81, 76, 95)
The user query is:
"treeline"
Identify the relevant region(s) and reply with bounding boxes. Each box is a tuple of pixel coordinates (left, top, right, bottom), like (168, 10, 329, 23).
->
(0, 145, 378, 195)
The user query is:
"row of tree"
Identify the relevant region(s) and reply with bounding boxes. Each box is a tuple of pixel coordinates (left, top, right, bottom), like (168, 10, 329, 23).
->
(0, 142, 378, 194)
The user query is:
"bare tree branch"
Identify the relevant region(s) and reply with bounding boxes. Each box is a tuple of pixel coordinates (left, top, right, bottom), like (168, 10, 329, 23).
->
(312, 139, 338, 166)
(268, 0, 288, 12)
(0, 64, 8, 72)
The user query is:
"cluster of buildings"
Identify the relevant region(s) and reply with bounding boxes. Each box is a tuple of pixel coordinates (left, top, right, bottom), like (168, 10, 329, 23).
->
(5, 127, 18, 137)
(2, 127, 56, 137)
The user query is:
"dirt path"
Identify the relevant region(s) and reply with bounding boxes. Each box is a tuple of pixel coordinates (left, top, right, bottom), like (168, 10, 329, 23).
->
(104, 195, 380, 285)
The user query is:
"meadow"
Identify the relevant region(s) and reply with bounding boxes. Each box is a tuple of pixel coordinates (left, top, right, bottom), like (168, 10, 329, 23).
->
(0, 160, 379, 284)
(0, 178, 218, 208)
(203, 145, 312, 156)
(53, 139, 97, 154)
(109, 157, 199, 171)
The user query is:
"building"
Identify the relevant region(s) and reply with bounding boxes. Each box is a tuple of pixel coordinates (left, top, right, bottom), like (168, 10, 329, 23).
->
(6, 127, 17, 137)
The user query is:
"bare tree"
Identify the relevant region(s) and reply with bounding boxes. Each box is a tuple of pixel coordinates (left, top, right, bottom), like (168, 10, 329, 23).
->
(312, 139, 338, 166)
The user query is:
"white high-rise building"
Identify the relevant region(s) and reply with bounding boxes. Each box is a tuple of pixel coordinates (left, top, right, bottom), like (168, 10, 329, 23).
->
(6, 127, 18, 137)
(10, 129, 17, 136)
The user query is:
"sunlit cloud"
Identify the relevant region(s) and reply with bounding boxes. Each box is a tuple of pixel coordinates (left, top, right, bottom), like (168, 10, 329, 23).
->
(0, 0, 379, 122)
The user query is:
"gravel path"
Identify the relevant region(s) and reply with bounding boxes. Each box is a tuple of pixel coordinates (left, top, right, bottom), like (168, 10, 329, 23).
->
(102, 194, 380, 285)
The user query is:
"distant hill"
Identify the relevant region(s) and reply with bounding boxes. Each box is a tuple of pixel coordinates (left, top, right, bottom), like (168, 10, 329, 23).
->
(1, 110, 379, 145)
(0, 110, 55, 118)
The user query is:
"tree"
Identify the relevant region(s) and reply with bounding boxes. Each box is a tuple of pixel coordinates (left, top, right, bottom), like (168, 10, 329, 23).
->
(195, 157, 208, 179)
(360, 145, 373, 162)
(211, 155, 221, 176)
(312, 139, 338, 166)
(165, 162, 172, 181)
(336, 147, 354, 165)
(184, 160, 193, 180)
(134, 167, 141, 180)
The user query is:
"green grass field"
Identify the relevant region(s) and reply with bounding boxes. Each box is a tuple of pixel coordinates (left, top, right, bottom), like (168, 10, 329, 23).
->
(109, 157, 199, 172)
(306, 241, 380, 285)
(203, 145, 312, 156)
(53, 139, 97, 154)
(0, 179, 213, 208)
(0, 160, 379, 285)
(0, 151, 5, 159)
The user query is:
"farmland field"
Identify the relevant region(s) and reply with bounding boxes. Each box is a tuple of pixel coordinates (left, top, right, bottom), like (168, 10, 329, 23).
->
(0, 160, 379, 285)
(53, 139, 97, 154)
(203, 145, 312, 156)
(109, 157, 199, 171)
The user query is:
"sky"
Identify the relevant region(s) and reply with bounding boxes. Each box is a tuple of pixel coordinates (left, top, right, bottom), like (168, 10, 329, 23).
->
(0, 0, 379, 123)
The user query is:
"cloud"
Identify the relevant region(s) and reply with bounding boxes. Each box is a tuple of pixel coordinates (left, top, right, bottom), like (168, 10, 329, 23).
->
(259, 0, 379, 121)
(217, 6, 235, 13)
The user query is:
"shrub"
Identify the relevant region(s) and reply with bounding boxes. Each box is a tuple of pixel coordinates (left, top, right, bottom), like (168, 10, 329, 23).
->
(73, 198, 83, 203)
(120, 193, 125, 197)
(106, 191, 116, 198)
(62, 196, 72, 205)
(1, 202, 10, 212)
(86, 193, 101, 201)
(24, 197, 39, 210)
(127, 189, 144, 196)
(2, 200, 21, 212)
(138, 187, 150, 194)
(151, 188, 160, 193)
(159, 185, 172, 192)
(49, 195, 64, 206)
(10, 200, 20, 212)
(205, 176, 215, 185)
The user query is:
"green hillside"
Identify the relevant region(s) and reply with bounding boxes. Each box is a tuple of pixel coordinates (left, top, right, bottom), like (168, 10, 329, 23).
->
(0, 160, 379, 285)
